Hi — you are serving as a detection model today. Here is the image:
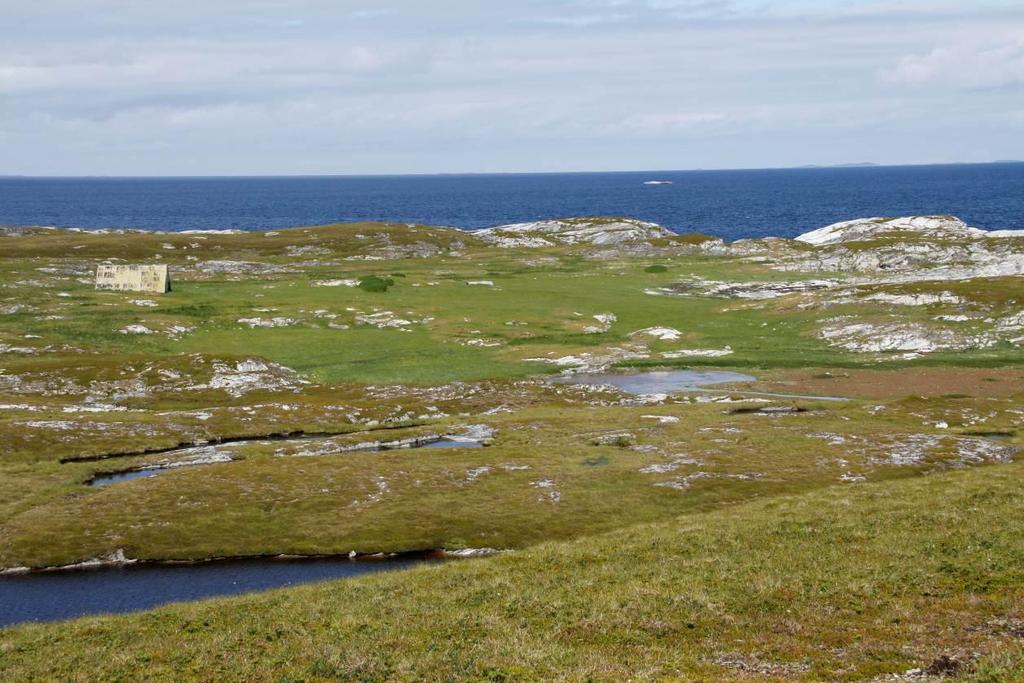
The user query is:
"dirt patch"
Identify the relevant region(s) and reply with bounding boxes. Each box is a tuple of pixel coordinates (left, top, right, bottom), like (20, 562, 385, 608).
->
(751, 368, 1024, 400)
(924, 654, 967, 677)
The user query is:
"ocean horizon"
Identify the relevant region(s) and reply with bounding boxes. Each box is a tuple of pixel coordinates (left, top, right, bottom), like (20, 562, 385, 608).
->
(2, 162, 1022, 241)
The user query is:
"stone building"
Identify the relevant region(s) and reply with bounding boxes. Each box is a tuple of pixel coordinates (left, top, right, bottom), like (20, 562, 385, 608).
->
(95, 264, 171, 293)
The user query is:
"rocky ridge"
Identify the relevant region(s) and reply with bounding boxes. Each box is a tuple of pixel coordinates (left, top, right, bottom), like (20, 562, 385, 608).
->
(474, 217, 676, 248)
(467, 214, 1024, 281)
(779, 215, 1024, 278)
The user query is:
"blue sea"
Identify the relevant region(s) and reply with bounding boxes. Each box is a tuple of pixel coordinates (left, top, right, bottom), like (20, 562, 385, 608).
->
(1, 163, 1022, 240)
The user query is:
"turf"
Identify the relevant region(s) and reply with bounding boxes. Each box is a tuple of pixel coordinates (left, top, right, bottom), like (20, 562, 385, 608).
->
(2, 462, 1022, 680)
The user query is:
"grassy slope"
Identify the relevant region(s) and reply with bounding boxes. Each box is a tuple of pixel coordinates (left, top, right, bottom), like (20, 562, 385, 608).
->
(1, 223, 1022, 568)
(3, 394, 1020, 569)
(2, 462, 1023, 681)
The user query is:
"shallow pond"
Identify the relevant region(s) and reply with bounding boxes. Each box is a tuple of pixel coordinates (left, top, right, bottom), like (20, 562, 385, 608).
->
(0, 554, 441, 628)
(551, 370, 848, 401)
(551, 370, 757, 394)
(89, 469, 166, 486)
(421, 438, 485, 449)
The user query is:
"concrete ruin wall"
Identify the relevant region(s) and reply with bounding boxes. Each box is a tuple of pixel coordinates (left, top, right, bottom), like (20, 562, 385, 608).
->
(95, 264, 171, 294)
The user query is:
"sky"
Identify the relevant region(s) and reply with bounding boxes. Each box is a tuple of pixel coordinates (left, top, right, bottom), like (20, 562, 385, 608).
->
(1, 0, 1022, 176)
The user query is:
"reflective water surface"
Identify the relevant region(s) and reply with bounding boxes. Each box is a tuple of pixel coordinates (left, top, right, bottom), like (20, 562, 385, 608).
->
(0, 554, 441, 628)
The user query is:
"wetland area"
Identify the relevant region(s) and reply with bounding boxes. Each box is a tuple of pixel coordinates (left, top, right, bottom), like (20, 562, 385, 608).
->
(1, 214, 1022, 680)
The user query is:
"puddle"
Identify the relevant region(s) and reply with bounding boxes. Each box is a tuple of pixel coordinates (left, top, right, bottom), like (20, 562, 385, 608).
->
(551, 370, 848, 401)
(0, 553, 442, 628)
(89, 469, 167, 486)
(421, 439, 484, 449)
(729, 406, 809, 415)
(552, 370, 757, 394)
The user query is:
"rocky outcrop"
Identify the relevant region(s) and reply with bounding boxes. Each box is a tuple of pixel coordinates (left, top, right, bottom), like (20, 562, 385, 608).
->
(818, 320, 994, 355)
(208, 359, 309, 397)
(777, 215, 1024, 278)
(794, 216, 992, 246)
(197, 261, 296, 275)
(475, 217, 675, 248)
(649, 278, 837, 300)
(0, 225, 55, 237)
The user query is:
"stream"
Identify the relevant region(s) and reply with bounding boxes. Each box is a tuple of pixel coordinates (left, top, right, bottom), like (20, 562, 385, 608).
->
(88, 436, 484, 487)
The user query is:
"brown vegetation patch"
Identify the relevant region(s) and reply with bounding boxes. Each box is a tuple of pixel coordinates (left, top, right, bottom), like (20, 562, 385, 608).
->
(752, 367, 1024, 400)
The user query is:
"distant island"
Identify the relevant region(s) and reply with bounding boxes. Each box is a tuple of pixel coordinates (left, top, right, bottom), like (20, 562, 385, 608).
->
(798, 162, 880, 169)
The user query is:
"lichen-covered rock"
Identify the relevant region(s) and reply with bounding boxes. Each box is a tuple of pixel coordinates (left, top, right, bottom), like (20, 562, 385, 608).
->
(795, 216, 989, 246)
(651, 278, 837, 300)
(818, 320, 995, 355)
(773, 215, 1024, 278)
(475, 217, 674, 247)
(208, 359, 309, 396)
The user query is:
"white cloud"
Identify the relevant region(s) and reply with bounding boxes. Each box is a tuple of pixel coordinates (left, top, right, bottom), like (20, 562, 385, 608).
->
(882, 40, 1024, 89)
(619, 112, 729, 132)
(0, 1, 1022, 174)
(524, 13, 632, 27)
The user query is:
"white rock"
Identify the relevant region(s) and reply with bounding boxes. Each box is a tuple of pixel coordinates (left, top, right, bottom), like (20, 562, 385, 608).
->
(312, 279, 359, 287)
(661, 347, 733, 358)
(445, 547, 502, 557)
(795, 216, 987, 246)
(237, 317, 296, 328)
(208, 359, 307, 396)
(476, 217, 673, 247)
(119, 324, 155, 335)
(819, 321, 994, 354)
(632, 326, 682, 341)
(355, 311, 419, 329)
(862, 292, 963, 306)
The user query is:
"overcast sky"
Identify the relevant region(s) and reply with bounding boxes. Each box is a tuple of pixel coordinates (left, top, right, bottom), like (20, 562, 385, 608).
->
(2, 1, 1022, 175)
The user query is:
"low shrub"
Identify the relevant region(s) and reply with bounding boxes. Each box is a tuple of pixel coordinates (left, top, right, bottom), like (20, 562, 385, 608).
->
(358, 276, 395, 293)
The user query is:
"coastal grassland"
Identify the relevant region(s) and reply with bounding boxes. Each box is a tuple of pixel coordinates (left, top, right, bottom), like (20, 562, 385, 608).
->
(1, 393, 1019, 569)
(2, 461, 1023, 680)
(0, 222, 472, 261)
(1, 221, 1022, 572)
(1, 242, 784, 383)
(3, 224, 1020, 387)
(0, 221, 1022, 678)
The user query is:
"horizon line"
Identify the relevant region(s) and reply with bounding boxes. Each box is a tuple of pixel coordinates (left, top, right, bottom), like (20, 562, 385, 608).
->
(2, 160, 1023, 180)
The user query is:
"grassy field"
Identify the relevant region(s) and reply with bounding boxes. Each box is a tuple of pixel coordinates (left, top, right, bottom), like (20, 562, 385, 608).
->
(2, 461, 1023, 680)
(1, 392, 1020, 569)
(0, 221, 1021, 679)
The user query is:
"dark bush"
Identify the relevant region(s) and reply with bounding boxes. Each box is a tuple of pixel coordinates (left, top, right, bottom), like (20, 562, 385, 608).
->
(358, 276, 395, 293)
